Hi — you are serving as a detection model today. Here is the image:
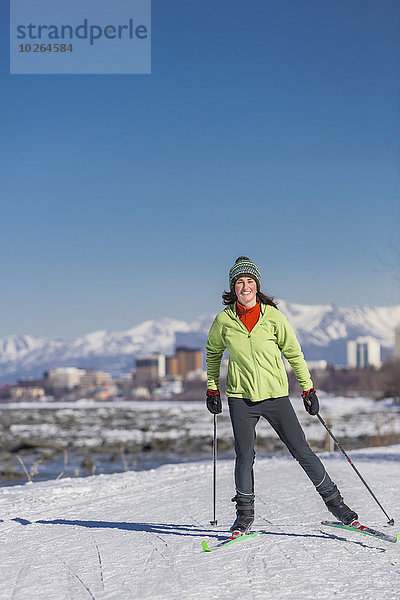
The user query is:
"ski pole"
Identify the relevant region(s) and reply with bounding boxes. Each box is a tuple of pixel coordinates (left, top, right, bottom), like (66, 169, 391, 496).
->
(316, 411, 394, 526)
(210, 414, 218, 526)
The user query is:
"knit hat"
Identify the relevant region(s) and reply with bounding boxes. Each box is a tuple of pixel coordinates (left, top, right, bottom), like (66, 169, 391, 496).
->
(229, 256, 261, 290)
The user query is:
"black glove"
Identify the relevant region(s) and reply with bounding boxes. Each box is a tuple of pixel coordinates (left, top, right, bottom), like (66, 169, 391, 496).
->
(301, 388, 319, 415)
(206, 389, 222, 414)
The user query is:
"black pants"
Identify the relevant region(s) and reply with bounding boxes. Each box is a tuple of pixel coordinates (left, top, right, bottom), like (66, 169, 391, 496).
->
(228, 396, 335, 501)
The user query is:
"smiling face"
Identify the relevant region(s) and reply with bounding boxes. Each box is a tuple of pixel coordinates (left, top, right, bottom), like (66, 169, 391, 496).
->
(234, 276, 258, 308)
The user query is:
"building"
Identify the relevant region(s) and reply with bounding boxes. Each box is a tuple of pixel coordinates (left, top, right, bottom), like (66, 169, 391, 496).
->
(44, 367, 111, 390)
(395, 325, 400, 361)
(347, 337, 382, 369)
(45, 367, 85, 389)
(166, 355, 179, 376)
(176, 347, 202, 376)
(80, 369, 111, 388)
(135, 353, 166, 386)
(166, 347, 202, 378)
(10, 386, 45, 400)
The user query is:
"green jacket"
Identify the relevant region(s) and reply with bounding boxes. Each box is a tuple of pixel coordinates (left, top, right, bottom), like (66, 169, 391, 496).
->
(206, 303, 313, 402)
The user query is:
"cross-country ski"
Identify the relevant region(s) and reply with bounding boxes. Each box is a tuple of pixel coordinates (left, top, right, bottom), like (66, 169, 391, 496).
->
(321, 521, 400, 544)
(202, 530, 262, 552)
(203, 520, 400, 552)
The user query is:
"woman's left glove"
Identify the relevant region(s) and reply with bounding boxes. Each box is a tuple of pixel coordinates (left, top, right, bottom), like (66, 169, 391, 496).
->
(206, 389, 222, 414)
(301, 388, 319, 415)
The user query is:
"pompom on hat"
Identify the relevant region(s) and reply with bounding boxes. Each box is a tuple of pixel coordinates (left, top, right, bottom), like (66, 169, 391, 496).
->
(229, 256, 261, 291)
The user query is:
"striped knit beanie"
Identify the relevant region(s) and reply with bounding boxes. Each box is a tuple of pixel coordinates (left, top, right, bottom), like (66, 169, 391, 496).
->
(229, 256, 261, 291)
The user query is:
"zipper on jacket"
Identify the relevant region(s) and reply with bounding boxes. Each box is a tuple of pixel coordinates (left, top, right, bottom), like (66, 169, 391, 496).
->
(231, 304, 263, 400)
(248, 332, 261, 399)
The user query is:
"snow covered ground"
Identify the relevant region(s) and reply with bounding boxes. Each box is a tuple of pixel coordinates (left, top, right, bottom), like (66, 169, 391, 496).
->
(0, 443, 399, 599)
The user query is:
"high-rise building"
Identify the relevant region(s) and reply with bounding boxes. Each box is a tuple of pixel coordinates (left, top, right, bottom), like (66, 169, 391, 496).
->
(166, 347, 203, 378)
(175, 347, 202, 376)
(347, 336, 382, 369)
(166, 355, 179, 376)
(135, 353, 166, 386)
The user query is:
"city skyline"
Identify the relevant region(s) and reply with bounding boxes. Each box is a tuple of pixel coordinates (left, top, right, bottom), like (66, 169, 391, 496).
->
(0, 301, 399, 386)
(1, 0, 399, 339)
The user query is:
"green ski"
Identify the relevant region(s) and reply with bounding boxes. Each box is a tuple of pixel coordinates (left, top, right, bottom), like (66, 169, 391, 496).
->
(202, 531, 262, 552)
(322, 520, 400, 544)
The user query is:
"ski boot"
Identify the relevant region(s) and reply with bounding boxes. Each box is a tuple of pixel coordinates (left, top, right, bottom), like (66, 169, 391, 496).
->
(323, 486, 358, 525)
(230, 495, 254, 534)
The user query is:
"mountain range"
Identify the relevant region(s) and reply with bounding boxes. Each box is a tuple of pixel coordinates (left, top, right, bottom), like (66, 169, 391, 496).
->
(1, 301, 399, 384)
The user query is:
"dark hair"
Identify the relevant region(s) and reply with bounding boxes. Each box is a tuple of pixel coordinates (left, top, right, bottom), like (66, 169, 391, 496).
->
(222, 289, 278, 308)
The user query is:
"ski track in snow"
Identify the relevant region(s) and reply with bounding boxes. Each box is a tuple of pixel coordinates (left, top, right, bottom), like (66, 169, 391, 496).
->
(0, 447, 399, 599)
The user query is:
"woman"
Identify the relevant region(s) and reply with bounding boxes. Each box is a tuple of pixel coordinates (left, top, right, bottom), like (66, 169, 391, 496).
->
(206, 256, 358, 534)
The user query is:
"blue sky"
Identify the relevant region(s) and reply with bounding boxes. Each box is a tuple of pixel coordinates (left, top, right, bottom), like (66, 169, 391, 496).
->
(1, 0, 399, 339)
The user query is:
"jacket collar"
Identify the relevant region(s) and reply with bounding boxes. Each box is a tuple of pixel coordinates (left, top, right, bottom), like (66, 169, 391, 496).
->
(236, 301, 260, 317)
(226, 302, 265, 320)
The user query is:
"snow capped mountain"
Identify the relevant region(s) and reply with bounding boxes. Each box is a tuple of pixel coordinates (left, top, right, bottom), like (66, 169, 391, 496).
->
(278, 301, 400, 347)
(61, 318, 192, 359)
(0, 334, 53, 361)
(0, 303, 399, 383)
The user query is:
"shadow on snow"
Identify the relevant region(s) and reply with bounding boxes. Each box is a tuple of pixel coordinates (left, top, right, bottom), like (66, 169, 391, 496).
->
(9, 517, 387, 550)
